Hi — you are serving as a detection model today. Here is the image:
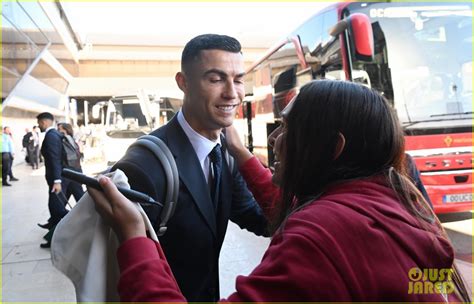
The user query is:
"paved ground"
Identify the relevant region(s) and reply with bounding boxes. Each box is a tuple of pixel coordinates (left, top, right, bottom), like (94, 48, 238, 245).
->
(1, 161, 471, 301)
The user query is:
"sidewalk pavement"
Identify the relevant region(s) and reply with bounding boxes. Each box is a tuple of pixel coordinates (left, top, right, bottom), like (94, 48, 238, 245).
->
(2, 162, 76, 301)
(1, 161, 471, 301)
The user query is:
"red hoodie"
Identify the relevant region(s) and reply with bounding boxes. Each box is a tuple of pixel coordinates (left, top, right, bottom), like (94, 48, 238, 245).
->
(117, 156, 459, 302)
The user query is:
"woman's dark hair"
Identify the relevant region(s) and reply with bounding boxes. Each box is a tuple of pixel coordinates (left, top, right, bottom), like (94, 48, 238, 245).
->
(57, 122, 74, 137)
(279, 80, 405, 218)
(275, 80, 470, 302)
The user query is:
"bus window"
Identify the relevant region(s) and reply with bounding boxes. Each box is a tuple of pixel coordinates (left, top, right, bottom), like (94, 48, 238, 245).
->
(298, 9, 342, 77)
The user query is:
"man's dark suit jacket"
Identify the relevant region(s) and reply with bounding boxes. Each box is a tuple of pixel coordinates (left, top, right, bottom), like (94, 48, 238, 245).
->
(41, 128, 70, 225)
(41, 128, 63, 186)
(113, 116, 268, 301)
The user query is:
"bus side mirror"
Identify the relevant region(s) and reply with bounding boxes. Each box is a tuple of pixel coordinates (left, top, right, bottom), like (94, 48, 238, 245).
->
(329, 13, 374, 62)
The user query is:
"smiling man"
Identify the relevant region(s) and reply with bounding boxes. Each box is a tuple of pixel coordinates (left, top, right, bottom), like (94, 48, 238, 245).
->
(113, 34, 268, 302)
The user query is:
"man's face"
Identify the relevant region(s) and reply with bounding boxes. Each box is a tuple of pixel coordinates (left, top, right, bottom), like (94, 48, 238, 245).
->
(37, 119, 48, 132)
(268, 123, 286, 186)
(267, 97, 295, 186)
(180, 49, 245, 139)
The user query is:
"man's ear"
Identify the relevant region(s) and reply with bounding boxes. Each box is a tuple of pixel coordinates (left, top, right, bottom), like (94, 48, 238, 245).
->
(333, 132, 346, 160)
(175, 72, 187, 94)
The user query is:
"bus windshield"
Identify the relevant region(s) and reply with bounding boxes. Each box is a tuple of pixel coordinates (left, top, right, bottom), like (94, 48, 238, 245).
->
(348, 2, 472, 124)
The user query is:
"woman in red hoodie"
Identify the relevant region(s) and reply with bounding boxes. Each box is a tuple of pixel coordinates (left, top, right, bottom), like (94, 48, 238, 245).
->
(89, 80, 470, 302)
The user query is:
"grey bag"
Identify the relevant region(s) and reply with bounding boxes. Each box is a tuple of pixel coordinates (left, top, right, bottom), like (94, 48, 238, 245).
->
(126, 135, 179, 236)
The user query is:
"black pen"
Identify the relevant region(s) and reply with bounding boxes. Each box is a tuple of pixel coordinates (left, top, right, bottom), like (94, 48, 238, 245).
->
(62, 168, 162, 207)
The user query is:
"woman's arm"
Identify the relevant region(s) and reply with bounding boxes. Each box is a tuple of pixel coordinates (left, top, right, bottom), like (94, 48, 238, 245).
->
(117, 237, 185, 301)
(225, 126, 281, 217)
(89, 175, 346, 302)
(115, 211, 346, 302)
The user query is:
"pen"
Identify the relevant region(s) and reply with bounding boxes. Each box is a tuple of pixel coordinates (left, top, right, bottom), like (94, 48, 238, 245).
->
(62, 168, 162, 207)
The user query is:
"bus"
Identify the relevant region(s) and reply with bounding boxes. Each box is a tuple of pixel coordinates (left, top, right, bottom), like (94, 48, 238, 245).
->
(240, 2, 472, 214)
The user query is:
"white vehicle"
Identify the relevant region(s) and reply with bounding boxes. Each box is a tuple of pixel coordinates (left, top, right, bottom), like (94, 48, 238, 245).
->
(102, 90, 181, 164)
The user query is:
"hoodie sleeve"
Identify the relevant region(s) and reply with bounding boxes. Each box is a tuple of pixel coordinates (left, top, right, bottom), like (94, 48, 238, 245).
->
(117, 237, 185, 302)
(239, 156, 281, 220)
(116, 209, 351, 302)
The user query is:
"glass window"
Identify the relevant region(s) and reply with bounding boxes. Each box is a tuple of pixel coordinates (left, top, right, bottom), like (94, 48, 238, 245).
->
(1, 67, 21, 99)
(295, 9, 342, 78)
(295, 14, 324, 53)
(30, 59, 69, 94)
(21, 1, 78, 62)
(1, 13, 40, 97)
(322, 10, 338, 47)
(1, 16, 39, 75)
(348, 2, 472, 124)
(18, 1, 55, 37)
(2, 1, 49, 47)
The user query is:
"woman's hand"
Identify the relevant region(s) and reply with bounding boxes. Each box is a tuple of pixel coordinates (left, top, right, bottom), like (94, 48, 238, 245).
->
(88, 176, 146, 244)
(224, 125, 253, 166)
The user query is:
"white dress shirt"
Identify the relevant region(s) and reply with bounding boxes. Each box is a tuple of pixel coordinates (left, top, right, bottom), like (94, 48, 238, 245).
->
(177, 110, 221, 183)
(44, 126, 55, 135)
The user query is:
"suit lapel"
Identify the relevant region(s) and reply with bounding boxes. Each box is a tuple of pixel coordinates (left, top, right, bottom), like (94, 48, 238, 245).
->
(165, 118, 217, 237)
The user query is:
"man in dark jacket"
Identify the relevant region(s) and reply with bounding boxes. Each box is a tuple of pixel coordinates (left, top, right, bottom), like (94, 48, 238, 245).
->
(37, 113, 85, 248)
(36, 112, 68, 248)
(23, 126, 40, 169)
(113, 34, 268, 301)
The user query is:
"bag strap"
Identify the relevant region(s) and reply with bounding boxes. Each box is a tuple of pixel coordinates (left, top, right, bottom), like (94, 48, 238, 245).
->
(128, 135, 179, 236)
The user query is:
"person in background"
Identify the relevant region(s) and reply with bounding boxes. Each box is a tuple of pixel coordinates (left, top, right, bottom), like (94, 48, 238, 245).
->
(405, 153, 433, 208)
(31, 126, 41, 170)
(23, 126, 41, 170)
(57, 122, 84, 202)
(89, 80, 469, 302)
(2, 127, 15, 186)
(22, 128, 32, 164)
(58, 122, 81, 166)
(36, 113, 69, 248)
(4, 126, 19, 182)
(75, 124, 87, 161)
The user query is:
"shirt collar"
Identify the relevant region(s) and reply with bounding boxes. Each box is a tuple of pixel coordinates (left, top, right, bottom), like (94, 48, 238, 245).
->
(177, 110, 221, 162)
(45, 126, 56, 134)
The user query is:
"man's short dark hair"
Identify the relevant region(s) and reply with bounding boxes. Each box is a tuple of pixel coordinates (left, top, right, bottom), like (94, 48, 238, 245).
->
(181, 34, 242, 72)
(36, 112, 54, 121)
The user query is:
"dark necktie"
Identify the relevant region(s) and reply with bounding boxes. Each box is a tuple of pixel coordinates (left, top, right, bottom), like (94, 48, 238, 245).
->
(209, 144, 222, 211)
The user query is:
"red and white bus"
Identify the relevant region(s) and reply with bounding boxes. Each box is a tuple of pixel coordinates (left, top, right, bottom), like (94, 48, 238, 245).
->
(238, 2, 472, 214)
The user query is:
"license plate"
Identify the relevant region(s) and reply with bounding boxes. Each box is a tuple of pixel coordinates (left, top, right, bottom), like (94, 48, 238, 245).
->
(443, 193, 473, 203)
